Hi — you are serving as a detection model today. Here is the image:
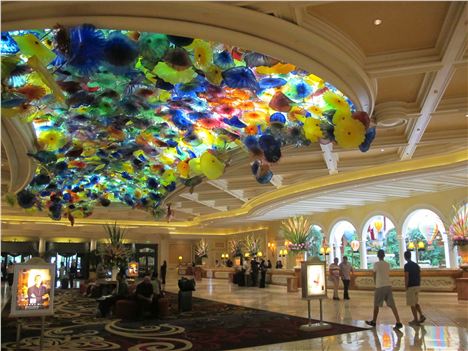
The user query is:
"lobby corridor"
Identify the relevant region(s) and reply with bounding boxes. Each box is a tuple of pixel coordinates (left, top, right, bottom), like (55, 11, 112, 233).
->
(165, 273, 468, 350)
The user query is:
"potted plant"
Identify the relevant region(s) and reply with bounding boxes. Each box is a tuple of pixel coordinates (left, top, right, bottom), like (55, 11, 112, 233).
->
(244, 235, 262, 257)
(228, 239, 244, 265)
(99, 222, 130, 280)
(195, 239, 209, 265)
(280, 216, 312, 267)
(448, 203, 468, 265)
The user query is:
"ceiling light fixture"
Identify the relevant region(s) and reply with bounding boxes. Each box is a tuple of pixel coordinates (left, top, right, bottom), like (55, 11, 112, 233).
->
(380, 148, 385, 152)
(373, 19, 383, 26)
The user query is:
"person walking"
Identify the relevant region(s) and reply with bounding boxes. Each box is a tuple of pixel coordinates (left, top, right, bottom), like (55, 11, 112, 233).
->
(366, 249, 402, 330)
(329, 257, 340, 300)
(59, 262, 69, 289)
(6, 261, 14, 287)
(160, 260, 167, 287)
(69, 261, 77, 289)
(404, 250, 426, 325)
(339, 256, 353, 300)
(259, 259, 267, 288)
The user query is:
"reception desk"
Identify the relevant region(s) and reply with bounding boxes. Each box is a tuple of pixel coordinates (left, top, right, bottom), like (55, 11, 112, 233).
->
(350, 269, 463, 292)
(203, 267, 463, 293)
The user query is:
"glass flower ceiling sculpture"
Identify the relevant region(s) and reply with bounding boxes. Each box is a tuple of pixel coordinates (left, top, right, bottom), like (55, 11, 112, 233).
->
(1, 25, 376, 224)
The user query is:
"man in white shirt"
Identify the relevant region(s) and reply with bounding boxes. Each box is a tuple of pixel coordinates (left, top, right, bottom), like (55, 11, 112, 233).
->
(329, 257, 340, 300)
(339, 256, 353, 300)
(366, 249, 402, 330)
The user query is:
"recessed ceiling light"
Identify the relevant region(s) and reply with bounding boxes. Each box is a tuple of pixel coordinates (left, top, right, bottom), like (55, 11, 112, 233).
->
(380, 148, 385, 152)
(374, 19, 383, 26)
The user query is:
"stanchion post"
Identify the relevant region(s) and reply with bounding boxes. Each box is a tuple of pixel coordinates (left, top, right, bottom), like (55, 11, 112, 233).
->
(40, 316, 45, 350)
(15, 318, 22, 351)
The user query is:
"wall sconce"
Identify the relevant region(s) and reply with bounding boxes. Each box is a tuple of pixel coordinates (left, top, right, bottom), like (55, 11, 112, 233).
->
(279, 249, 288, 257)
(257, 251, 263, 257)
(178, 255, 183, 262)
(244, 252, 250, 258)
(407, 242, 415, 251)
(319, 246, 331, 255)
(417, 241, 425, 251)
(267, 242, 276, 252)
(221, 253, 226, 259)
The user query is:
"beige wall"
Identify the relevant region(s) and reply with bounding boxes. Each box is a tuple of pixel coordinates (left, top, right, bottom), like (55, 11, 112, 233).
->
(168, 241, 193, 265)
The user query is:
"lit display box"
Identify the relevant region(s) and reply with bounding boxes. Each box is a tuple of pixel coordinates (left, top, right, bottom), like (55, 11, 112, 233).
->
(11, 263, 55, 317)
(301, 259, 327, 299)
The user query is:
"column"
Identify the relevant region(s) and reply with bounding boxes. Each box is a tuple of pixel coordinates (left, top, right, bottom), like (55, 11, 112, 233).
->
(38, 238, 46, 257)
(398, 235, 405, 268)
(360, 238, 367, 269)
(444, 235, 452, 268)
(90, 239, 97, 252)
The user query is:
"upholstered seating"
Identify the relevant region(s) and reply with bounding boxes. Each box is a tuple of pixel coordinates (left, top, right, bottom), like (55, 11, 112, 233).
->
(114, 299, 137, 319)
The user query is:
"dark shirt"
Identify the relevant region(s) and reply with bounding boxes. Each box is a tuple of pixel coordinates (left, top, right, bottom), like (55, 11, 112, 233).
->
(27, 285, 48, 304)
(136, 282, 153, 298)
(116, 281, 129, 297)
(404, 260, 421, 287)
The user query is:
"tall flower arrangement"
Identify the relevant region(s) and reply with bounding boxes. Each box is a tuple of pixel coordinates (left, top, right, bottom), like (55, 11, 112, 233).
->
(280, 216, 312, 253)
(195, 239, 209, 258)
(449, 203, 468, 246)
(244, 234, 262, 256)
(228, 239, 244, 257)
(100, 222, 130, 268)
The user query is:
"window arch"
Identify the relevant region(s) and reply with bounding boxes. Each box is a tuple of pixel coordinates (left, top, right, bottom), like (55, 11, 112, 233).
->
(307, 224, 324, 261)
(362, 215, 398, 269)
(329, 220, 359, 268)
(402, 209, 449, 268)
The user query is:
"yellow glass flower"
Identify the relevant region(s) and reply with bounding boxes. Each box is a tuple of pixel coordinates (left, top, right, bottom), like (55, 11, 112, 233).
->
(38, 129, 67, 151)
(256, 62, 296, 75)
(334, 118, 366, 148)
(191, 39, 213, 70)
(153, 62, 196, 85)
(303, 117, 323, 142)
(308, 105, 323, 117)
(323, 91, 351, 113)
(205, 64, 223, 86)
(304, 73, 325, 88)
(332, 109, 352, 125)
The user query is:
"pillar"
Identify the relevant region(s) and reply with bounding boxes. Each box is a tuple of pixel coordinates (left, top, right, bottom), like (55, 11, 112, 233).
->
(90, 239, 97, 252)
(443, 234, 452, 268)
(38, 238, 46, 257)
(398, 235, 405, 268)
(360, 238, 367, 269)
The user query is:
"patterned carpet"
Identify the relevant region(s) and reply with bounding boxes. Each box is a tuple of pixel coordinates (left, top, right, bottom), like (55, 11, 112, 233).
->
(1, 289, 366, 350)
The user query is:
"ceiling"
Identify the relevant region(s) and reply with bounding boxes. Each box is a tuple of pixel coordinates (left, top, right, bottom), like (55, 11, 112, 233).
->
(1, 1, 467, 238)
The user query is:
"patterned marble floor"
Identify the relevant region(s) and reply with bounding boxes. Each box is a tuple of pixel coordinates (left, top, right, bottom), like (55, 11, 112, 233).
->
(2, 275, 467, 350)
(164, 272, 468, 351)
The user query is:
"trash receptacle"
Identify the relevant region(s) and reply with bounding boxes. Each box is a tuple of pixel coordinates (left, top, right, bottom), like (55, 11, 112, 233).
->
(287, 277, 298, 292)
(178, 290, 192, 312)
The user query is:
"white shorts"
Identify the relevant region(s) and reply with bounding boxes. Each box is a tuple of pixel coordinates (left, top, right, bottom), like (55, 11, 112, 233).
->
(406, 286, 420, 306)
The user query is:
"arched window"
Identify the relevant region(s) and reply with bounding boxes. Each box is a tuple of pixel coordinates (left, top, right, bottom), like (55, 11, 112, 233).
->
(362, 215, 398, 269)
(402, 209, 448, 268)
(307, 225, 324, 260)
(330, 220, 359, 268)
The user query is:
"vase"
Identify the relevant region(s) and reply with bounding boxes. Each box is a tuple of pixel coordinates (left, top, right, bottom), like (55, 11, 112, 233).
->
(458, 245, 468, 265)
(111, 267, 119, 281)
(295, 252, 305, 268)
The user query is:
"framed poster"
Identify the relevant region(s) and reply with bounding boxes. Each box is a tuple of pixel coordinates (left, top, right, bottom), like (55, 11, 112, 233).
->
(10, 263, 55, 317)
(301, 259, 327, 299)
(127, 261, 139, 277)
